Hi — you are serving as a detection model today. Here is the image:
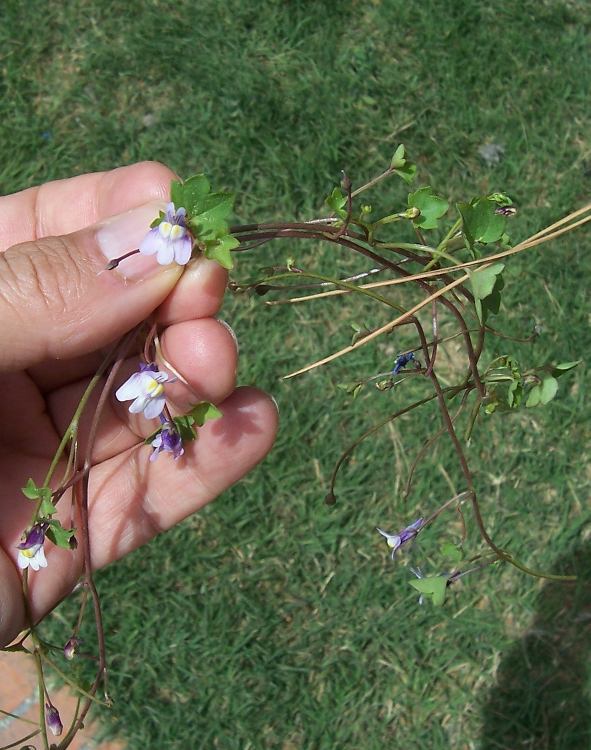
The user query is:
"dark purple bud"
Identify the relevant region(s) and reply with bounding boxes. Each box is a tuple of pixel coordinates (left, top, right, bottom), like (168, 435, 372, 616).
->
(150, 425, 184, 462)
(63, 636, 80, 660)
(17, 523, 47, 550)
(392, 351, 415, 375)
(45, 703, 63, 736)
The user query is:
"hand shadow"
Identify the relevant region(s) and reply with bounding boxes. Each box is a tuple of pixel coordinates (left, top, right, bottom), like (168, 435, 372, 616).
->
(479, 539, 591, 749)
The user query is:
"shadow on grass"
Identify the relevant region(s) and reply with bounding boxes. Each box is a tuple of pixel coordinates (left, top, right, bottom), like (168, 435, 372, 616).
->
(480, 541, 591, 749)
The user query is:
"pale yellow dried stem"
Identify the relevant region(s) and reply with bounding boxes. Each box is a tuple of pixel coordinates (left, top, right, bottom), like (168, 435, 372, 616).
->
(272, 204, 591, 307)
(283, 273, 470, 379)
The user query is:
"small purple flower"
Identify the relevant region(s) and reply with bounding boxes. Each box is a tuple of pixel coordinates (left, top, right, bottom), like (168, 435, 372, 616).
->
(45, 703, 63, 736)
(376, 517, 424, 559)
(139, 202, 193, 265)
(115, 363, 170, 420)
(392, 351, 415, 375)
(17, 523, 48, 571)
(63, 636, 81, 661)
(150, 425, 184, 462)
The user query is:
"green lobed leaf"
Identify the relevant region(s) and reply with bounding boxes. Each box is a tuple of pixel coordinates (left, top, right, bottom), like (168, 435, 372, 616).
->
(173, 416, 198, 443)
(39, 495, 57, 517)
(45, 519, 76, 550)
(22, 478, 41, 500)
(172, 174, 211, 214)
(22, 479, 55, 514)
(203, 234, 238, 270)
(325, 186, 347, 216)
(188, 192, 234, 240)
(394, 162, 417, 184)
(551, 360, 582, 376)
(469, 263, 505, 301)
(526, 376, 559, 407)
(409, 576, 449, 606)
(188, 402, 223, 427)
(407, 187, 448, 229)
(469, 264, 505, 324)
(390, 144, 406, 169)
(458, 198, 506, 248)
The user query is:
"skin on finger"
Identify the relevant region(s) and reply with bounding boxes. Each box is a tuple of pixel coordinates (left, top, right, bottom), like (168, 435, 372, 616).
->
(28, 256, 229, 394)
(0, 547, 25, 646)
(155, 257, 228, 326)
(25, 387, 279, 629)
(0, 161, 178, 251)
(46, 317, 239, 464)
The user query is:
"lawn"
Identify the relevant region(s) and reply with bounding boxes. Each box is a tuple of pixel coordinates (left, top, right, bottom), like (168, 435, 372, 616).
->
(1, 1, 591, 748)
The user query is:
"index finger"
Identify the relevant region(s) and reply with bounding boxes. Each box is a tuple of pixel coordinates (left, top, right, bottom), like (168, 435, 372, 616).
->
(0, 161, 177, 251)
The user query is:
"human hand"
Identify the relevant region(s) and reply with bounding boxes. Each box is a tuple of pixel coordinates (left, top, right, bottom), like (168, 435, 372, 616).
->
(0, 162, 278, 647)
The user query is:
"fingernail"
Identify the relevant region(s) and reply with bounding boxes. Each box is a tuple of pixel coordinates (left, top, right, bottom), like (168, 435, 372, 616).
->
(95, 201, 167, 281)
(218, 319, 239, 354)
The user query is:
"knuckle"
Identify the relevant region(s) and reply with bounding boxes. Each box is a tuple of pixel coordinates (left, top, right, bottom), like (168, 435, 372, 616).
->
(0, 235, 85, 320)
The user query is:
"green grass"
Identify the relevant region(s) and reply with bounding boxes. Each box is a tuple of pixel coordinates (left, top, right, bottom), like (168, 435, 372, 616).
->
(2, 0, 591, 747)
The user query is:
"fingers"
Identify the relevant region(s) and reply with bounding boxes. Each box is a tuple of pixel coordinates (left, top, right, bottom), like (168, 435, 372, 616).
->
(27, 256, 228, 393)
(0, 162, 177, 251)
(0, 547, 24, 647)
(24, 387, 279, 634)
(46, 317, 240, 463)
(0, 161, 231, 374)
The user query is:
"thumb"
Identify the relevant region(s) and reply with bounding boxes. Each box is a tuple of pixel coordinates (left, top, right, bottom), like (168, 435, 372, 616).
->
(0, 202, 182, 370)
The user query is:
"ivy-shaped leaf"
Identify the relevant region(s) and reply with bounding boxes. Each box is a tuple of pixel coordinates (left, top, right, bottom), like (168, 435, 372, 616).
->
(408, 187, 449, 229)
(204, 234, 239, 270)
(188, 402, 223, 427)
(173, 416, 198, 443)
(45, 519, 76, 550)
(551, 360, 582, 377)
(188, 192, 234, 240)
(325, 186, 347, 217)
(21, 479, 56, 516)
(469, 263, 505, 324)
(172, 402, 223, 442)
(526, 376, 559, 407)
(390, 144, 417, 184)
(171, 174, 211, 215)
(409, 576, 449, 606)
(458, 198, 506, 251)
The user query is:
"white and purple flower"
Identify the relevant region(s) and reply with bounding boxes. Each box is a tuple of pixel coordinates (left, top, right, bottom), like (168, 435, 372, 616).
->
(150, 425, 184, 462)
(17, 523, 48, 571)
(139, 202, 193, 266)
(115, 363, 170, 420)
(376, 517, 424, 559)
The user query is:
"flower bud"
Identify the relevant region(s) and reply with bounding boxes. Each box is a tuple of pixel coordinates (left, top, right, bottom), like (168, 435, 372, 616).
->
(45, 703, 63, 736)
(63, 636, 80, 660)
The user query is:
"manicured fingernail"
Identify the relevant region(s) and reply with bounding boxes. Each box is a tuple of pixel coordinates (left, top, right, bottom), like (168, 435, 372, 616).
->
(96, 201, 167, 281)
(218, 319, 239, 353)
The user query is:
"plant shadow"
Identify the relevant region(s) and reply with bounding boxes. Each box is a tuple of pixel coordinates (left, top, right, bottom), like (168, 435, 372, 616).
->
(479, 540, 591, 749)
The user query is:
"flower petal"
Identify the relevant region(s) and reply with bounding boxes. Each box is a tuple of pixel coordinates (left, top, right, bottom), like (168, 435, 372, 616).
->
(174, 235, 193, 265)
(143, 395, 166, 419)
(129, 394, 150, 414)
(156, 241, 175, 266)
(115, 373, 144, 402)
(138, 227, 162, 256)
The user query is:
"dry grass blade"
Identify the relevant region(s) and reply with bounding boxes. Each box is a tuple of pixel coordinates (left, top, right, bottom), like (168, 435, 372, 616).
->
(282, 273, 469, 379)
